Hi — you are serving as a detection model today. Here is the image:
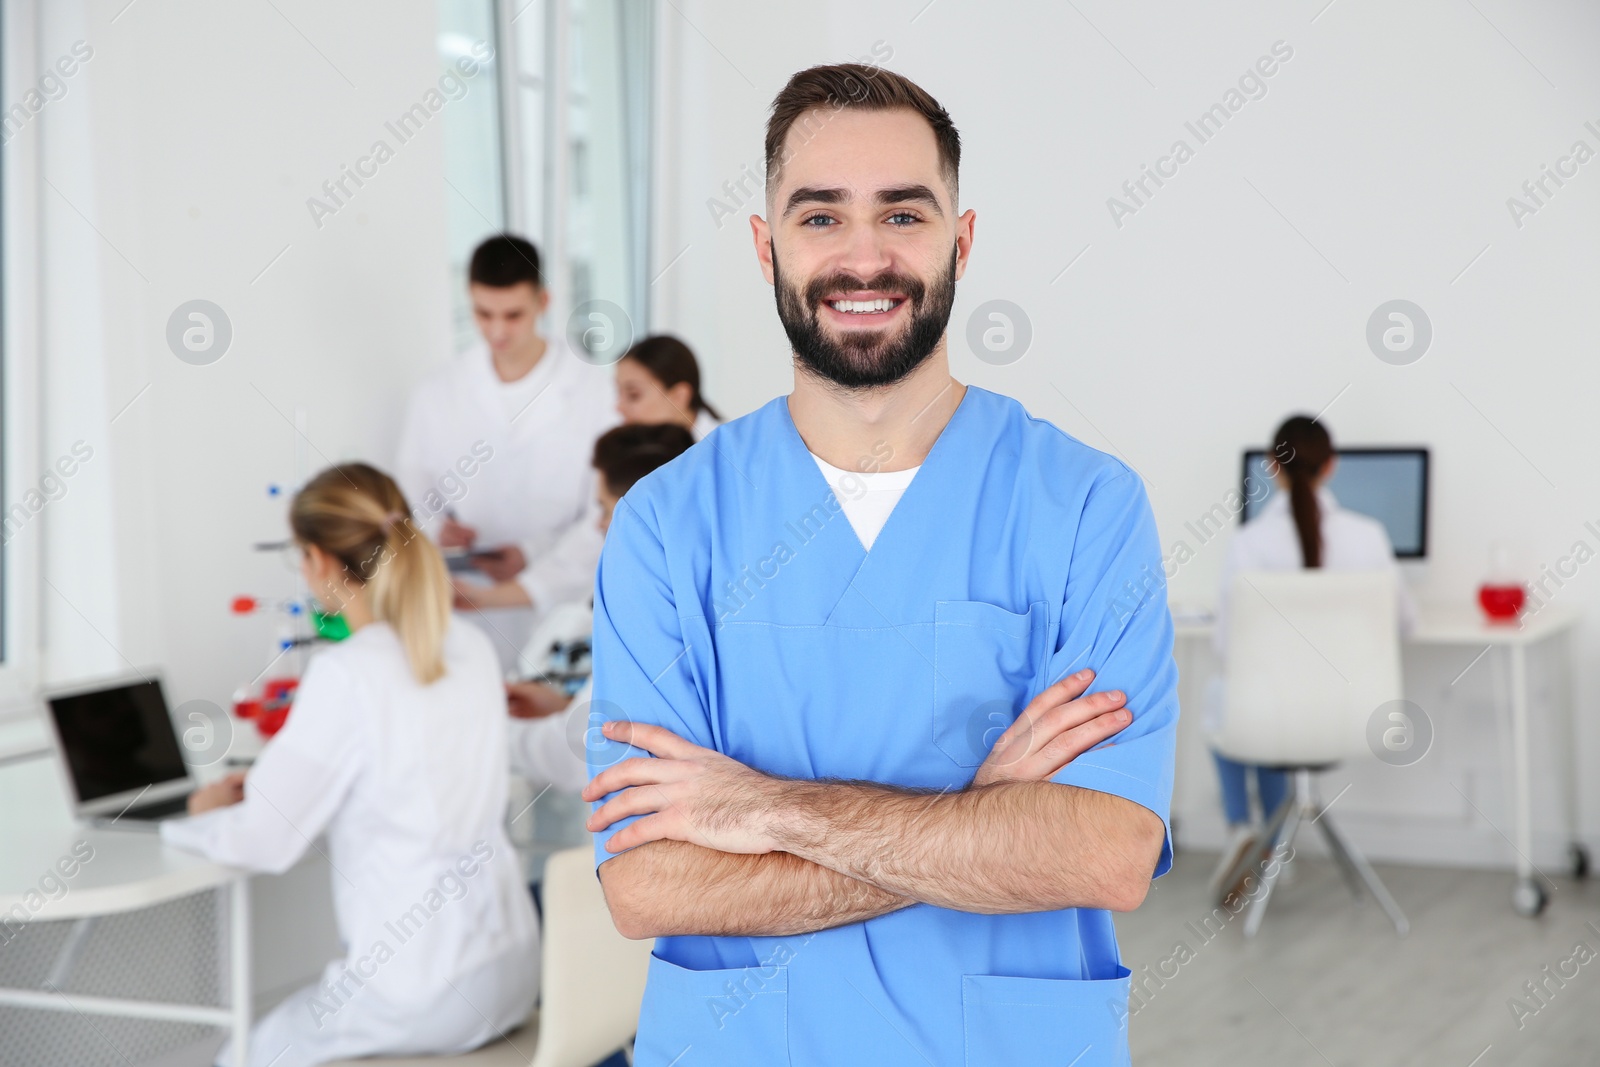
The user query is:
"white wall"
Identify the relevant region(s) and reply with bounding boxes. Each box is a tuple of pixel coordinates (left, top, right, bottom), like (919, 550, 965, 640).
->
(11, 0, 461, 1026)
(648, 0, 1600, 868)
(30, 0, 458, 707)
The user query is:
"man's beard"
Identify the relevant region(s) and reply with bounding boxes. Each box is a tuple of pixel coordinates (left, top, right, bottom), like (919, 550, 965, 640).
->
(773, 244, 958, 390)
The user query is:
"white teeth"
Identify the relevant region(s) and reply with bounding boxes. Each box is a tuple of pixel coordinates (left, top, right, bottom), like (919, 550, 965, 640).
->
(829, 298, 895, 314)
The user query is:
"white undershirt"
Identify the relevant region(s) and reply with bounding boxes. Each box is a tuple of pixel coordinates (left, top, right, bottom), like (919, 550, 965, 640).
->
(810, 452, 920, 550)
(494, 345, 559, 421)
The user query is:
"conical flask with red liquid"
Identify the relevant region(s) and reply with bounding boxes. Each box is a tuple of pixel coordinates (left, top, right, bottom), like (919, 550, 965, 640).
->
(1478, 542, 1526, 622)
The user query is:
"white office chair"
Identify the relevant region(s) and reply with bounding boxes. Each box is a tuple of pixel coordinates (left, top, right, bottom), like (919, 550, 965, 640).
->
(326, 846, 653, 1067)
(1213, 569, 1409, 938)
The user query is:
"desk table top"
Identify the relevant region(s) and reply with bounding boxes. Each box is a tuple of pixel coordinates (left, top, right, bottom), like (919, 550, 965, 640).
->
(1173, 602, 1580, 647)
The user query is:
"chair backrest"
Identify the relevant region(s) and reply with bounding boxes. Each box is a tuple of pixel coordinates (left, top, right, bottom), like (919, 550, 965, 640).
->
(526, 847, 654, 1067)
(1216, 569, 1402, 766)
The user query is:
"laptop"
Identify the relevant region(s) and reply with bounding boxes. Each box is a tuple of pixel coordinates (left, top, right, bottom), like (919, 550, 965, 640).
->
(43, 673, 197, 829)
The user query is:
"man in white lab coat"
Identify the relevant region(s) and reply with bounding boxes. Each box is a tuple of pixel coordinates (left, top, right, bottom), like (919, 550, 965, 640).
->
(397, 234, 617, 667)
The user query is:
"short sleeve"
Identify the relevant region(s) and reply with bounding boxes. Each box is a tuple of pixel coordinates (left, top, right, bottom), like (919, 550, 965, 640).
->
(586, 496, 712, 868)
(1045, 469, 1179, 878)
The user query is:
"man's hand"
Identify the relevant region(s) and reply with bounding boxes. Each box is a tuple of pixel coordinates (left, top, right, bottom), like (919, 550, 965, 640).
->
(188, 772, 246, 815)
(973, 669, 1131, 788)
(452, 577, 534, 611)
(507, 680, 572, 719)
(438, 517, 477, 549)
(472, 545, 527, 582)
(583, 722, 789, 855)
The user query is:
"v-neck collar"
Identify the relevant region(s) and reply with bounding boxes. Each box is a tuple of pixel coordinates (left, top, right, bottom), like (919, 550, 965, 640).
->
(779, 386, 972, 544)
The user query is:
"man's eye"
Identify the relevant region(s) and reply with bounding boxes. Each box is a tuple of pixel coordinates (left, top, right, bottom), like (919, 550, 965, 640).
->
(800, 214, 836, 227)
(887, 212, 920, 225)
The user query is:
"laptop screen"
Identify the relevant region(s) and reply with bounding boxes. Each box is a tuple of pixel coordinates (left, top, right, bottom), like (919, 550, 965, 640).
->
(49, 679, 189, 803)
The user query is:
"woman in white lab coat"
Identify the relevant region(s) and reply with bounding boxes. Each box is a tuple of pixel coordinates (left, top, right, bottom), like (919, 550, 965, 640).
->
(1207, 416, 1417, 902)
(163, 464, 538, 1067)
(613, 335, 722, 441)
(504, 423, 698, 795)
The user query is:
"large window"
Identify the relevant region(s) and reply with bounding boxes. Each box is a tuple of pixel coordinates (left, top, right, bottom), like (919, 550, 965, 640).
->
(439, 0, 509, 353)
(502, 0, 547, 246)
(566, 0, 655, 332)
(439, 0, 654, 356)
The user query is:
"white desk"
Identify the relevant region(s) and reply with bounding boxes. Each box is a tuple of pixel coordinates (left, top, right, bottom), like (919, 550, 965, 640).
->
(1174, 603, 1584, 916)
(0, 822, 253, 1066)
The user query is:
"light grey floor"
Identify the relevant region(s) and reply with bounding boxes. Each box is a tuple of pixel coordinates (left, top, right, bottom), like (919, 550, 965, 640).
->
(1119, 848, 1600, 1066)
(118, 851, 1600, 1067)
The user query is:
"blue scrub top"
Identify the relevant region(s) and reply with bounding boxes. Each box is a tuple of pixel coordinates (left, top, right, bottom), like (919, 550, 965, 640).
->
(589, 387, 1178, 1067)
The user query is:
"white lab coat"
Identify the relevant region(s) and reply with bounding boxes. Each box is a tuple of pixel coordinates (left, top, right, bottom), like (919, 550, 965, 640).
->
(162, 621, 538, 1067)
(1207, 486, 1418, 734)
(396, 339, 618, 612)
(692, 408, 721, 441)
(506, 600, 594, 795)
(506, 678, 593, 796)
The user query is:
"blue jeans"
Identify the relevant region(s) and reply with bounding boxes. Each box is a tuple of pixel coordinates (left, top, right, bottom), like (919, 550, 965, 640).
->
(1212, 751, 1290, 829)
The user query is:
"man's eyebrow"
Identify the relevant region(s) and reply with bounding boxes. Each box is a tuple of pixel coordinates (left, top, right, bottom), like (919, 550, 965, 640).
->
(782, 186, 847, 217)
(781, 183, 947, 219)
(877, 184, 945, 217)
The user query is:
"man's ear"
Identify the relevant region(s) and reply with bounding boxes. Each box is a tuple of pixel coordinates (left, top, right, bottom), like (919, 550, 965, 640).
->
(751, 216, 775, 285)
(953, 208, 976, 282)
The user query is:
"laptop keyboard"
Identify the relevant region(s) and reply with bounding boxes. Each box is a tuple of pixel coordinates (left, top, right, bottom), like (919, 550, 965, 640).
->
(127, 794, 193, 820)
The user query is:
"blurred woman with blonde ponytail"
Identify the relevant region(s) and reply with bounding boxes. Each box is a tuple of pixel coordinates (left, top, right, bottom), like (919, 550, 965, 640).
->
(162, 464, 539, 1067)
(288, 463, 453, 684)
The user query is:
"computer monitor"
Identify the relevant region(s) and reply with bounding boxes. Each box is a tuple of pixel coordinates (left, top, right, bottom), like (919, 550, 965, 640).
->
(1239, 447, 1429, 558)
(43, 674, 195, 819)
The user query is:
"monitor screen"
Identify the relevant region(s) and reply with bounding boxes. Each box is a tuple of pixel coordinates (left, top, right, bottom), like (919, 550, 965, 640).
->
(48, 679, 189, 802)
(1240, 448, 1429, 558)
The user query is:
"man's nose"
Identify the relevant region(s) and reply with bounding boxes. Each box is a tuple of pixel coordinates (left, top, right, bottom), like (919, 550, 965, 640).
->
(831, 225, 897, 287)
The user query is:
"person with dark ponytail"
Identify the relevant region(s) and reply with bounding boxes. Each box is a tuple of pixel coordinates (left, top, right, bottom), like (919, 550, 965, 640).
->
(162, 464, 538, 1067)
(614, 334, 723, 440)
(1206, 417, 1416, 904)
(1275, 415, 1334, 568)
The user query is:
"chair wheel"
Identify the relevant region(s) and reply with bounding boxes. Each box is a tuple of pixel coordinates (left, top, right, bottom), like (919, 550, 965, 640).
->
(1512, 879, 1547, 917)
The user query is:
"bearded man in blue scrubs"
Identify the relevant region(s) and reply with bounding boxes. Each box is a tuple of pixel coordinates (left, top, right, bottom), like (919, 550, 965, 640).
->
(582, 63, 1178, 1067)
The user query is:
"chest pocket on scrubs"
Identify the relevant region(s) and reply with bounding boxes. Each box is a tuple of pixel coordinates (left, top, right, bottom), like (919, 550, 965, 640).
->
(932, 600, 1049, 767)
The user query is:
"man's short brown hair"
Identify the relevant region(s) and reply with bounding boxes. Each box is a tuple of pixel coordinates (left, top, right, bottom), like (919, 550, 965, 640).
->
(764, 63, 961, 203)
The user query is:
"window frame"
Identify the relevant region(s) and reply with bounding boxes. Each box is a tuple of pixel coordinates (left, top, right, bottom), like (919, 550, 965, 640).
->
(493, 0, 655, 343)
